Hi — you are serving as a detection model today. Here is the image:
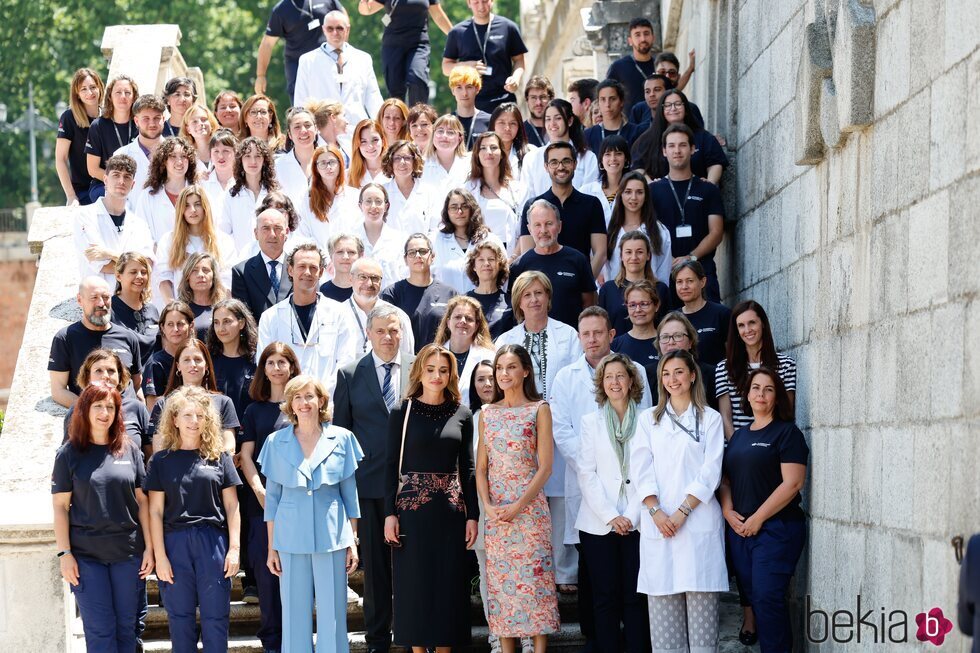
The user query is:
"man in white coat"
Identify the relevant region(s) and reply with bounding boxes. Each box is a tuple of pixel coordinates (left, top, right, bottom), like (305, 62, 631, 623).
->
(549, 305, 652, 648)
(113, 94, 166, 210)
(256, 242, 358, 397)
(293, 11, 384, 131)
(346, 258, 415, 359)
(73, 154, 154, 287)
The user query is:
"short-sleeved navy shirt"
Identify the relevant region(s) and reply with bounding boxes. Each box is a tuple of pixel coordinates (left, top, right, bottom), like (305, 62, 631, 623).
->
(723, 420, 809, 521)
(683, 300, 730, 366)
(111, 295, 160, 367)
(149, 392, 241, 436)
(509, 247, 596, 327)
(519, 188, 607, 262)
(142, 349, 174, 398)
(51, 441, 146, 562)
(381, 0, 439, 46)
(443, 15, 528, 107)
(57, 109, 94, 191)
(649, 176, 724, 276)
(466, 289, 513, 339)
(212, 353, 257, 425)
(84, 117, 136, 169)
(380, 279, 457, 352)
(144, 449, 241, 530)
(320, 280, 354, 302)
(266, 0, 345, 61)
(62, 395, 151, 450)
(240, 400, 292, 517)
(583, 123, 644, 158)
(611, 332, 659, 367)
(48, 322, 142, 396)
(606, 55, 657, 108)
(597, 280, 669, 335)
(189, 302, 214, 341)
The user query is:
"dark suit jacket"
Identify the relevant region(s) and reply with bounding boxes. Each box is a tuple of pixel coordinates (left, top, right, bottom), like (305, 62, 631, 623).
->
(231, 253, 293, 323)
(333, 351, 414, 499)
(959, 533, 980, 649)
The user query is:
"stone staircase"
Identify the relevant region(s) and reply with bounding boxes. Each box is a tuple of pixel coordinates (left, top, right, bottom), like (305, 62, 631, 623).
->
(136, 568, 588, 652)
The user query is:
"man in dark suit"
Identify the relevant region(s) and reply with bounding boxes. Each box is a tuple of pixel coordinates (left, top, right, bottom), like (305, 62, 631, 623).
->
(960, 533, 980, 651)
(231, 208, 293, 323)
(333, 304, 413, 653)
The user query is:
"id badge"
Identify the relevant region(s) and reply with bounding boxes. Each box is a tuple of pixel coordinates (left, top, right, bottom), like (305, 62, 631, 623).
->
(381, 13, 391, 26)
(307, 18, 320, 30)
(675, 224, 693, 239)
(483, 65, 493, 76)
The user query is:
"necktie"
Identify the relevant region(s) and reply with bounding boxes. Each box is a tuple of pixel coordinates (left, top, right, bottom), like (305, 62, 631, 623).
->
(334, 48, 345, 75)
(268, 260, 280, 297)
(382, 363, 397, 412)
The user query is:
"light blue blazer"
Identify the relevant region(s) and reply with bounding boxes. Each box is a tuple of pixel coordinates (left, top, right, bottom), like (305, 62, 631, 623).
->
(257, 423, 364, 554)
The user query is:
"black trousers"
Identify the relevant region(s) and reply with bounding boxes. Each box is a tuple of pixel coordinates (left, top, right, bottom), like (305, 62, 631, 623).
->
(360, 496, 393, 650)
(248, 518, 283, 650)
(574, 541, 597, 650)
(381, 41, 431, 106)
(579, 531, 651, 653)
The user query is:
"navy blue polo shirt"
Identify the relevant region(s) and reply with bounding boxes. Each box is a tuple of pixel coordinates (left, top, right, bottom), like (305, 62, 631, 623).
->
(57, 109, 94, 191)
(266, 0, 345, 61)
(144, 449, 241, 530)
(85, 117, 136, 169)
(723, 420, 809, 521)
(605, 55, 657, 108)
(519, 188, 607, 262)
(48, 322, 142, 396)
(381, 0, 439, 47)
(648, 175, 724, 277)
(683, 300, 731, 366)
(509, 247, 595, 327)
(611, 332, 659, 367)
(444, 15, 528, 108)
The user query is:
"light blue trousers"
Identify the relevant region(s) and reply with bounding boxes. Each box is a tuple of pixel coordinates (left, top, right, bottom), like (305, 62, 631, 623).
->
(280, 549, 348, 653)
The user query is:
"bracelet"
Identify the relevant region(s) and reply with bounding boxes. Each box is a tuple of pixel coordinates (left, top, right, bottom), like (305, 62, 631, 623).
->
(678, 504, 691, 516)
(681, 499, 694, 513)
(56, 550, 72, 558)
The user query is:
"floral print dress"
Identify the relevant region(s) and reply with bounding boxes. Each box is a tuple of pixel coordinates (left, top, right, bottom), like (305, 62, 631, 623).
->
(482, 401, 560, 637)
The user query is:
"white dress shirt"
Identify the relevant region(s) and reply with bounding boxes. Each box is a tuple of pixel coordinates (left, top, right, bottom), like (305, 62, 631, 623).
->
(603, 221, 673, 285)
(420, 154, 471, 189)
(347, 297, 415, 359)
(372, 350, 402, 394)
(383, 178, 442, 234)
(274, 151, 311, 209)
(351, 222, 408, 286)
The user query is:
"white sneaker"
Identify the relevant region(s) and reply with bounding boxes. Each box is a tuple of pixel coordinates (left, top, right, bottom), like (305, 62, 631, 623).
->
(521, 637, 533, 653)
(488, 634, 502, 653)
(346, 585, 359, 603)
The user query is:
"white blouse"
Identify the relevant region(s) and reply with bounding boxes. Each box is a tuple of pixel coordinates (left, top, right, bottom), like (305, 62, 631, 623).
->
(351, 221, 408, 286)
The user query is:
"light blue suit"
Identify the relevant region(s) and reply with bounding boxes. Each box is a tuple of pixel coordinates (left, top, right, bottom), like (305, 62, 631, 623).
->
(258, 423, 363, 653)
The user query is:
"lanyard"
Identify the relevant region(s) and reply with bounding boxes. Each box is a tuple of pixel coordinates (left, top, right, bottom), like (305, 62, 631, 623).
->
(348, 298, 369, 352)
(471, 15, 495, 62)
(667, 177, 694, 225)
(290, 296, 317, 344)
(667, 409, 701, 443)
(113, 120, 133, 148)
(632, 55, 652, 79)
(526, 121, 545, 145)
(291, 0, 313, 20)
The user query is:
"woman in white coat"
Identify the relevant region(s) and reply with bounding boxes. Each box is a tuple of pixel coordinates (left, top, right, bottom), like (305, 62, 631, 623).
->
(631, 349, 727, 653)
(433, 296, 496, 399)
(576, 353, 650, 653)
(134, 136, 198, 241)
(430, 188, 503, 294)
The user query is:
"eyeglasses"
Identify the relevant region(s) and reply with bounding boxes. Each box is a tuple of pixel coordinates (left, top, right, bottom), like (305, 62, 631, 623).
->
(248, 109, 270, 117)
(658, 333, 690, 343)
(392, 155, 415, 164)
(406, 248, 431, 258)
(546, 158, 575, 169)
(447, 204, 469, 213)
(355, 273, 382, 285)
(316, 159, 340, 170)
(662, 101, 684, 110)
(626, 301, 654, 310)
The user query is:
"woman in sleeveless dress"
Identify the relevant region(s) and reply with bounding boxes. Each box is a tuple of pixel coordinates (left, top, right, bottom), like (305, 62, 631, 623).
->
(477, 344, 560, 653)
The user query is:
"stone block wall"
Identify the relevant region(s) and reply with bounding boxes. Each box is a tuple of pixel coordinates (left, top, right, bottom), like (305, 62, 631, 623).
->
(0, 258, 38, 403)
(666, 0, 979, 649)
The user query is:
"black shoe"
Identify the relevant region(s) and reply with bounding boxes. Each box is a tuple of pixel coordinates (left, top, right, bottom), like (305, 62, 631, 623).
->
(242, 585, 259, 604)
(738, 626, 758, 646)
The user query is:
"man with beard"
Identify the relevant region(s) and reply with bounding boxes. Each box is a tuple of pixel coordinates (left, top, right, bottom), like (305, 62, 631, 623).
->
(344, 258, 415, 358)
(523, 75, 554, 147)
(113, 94, 166, 204)
(48, 276, 143, 407)
(605, 18, 657, 108)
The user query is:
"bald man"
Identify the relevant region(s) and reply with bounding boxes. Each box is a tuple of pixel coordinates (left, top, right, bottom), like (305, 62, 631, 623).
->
(49, 276, 143, 407)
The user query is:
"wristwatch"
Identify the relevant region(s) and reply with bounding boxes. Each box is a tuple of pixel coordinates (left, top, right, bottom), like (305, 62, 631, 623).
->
(688, 254, 698, 262)
(648, 505, 660, 517)
(56, 550, 72, 558)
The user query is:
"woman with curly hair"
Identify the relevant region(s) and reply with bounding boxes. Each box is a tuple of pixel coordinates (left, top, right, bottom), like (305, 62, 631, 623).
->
(205, 298, 259, 423)
(382, 139, 438, 234)
(145, 384, 242, 653)
(430, 188, 501, 293)
(239, 93, 285, 152)
(463, 131, 523, 253)
(464, 240, 513, 338)
(348, 119, 389, 188)
(177, 252, 229, 341)
(134, 136, 198, 241)
(161, 77, 198, 138)
(219, 137, 281, 254)
(56, 67, 104, 206)
(156, 185, 236, 303)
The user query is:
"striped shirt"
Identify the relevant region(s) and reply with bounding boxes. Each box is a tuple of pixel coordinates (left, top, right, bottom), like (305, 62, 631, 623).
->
(715, 354, 797, 429)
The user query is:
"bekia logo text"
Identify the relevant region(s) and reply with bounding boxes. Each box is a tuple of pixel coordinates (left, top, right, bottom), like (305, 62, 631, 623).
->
(807, 596, 953, 645)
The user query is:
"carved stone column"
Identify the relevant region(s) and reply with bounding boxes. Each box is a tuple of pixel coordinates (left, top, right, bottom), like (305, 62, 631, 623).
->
(584, 0, 661, 77)
(101, 25, 207, 106)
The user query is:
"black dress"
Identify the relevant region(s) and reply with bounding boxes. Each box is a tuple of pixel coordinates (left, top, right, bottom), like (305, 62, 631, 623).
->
(384, 399, 478, 647)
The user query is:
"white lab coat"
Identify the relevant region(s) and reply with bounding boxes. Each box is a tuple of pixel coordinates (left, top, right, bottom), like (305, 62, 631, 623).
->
(506, 143, 537, 184)
(443, 341, 496, 399)
(350, 222, 408, 286)
(218, 186, 269, 258)
(603, 221, 673, 285)
(630, 404, 728, 596)
(550, 354, 653, 544)
(420, 154, 471, 190)
(295, 186, 360, 249)
(113, 140, 152, 211)
(274, 151, 311, 209)
(293, 44, 384, 130)
(133, 187, 181, 243)
(575, 410, 646, 535)
(345, 297, 415, 359)
(383, 178, 442, 234)
(201, 176, 234, 232)
(153, 231, 237, 305)
(462, 178, 524, 254)
(495, 318, 582, 497)
(428, 231, 504, 294)
(521, 146, 600, 199)
(256, 295, 359, 397)
(73, 199, 155, 287)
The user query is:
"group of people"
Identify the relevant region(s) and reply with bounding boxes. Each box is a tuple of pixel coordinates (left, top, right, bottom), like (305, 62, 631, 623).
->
(51, 4, 809, 653)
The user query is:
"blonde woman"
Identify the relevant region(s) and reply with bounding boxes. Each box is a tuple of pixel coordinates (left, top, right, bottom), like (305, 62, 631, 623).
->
(420, 115, 471, 188)
(178, 104, 220, 172)
(145, 384, 242, 653)
(56, 67, 104, 205)
(257, 374, 363, 653)
(434, 295, 497, 398)
(176, 252, 229, 340)
(156, 185, 236, 303)
(111, 252, 160, 360)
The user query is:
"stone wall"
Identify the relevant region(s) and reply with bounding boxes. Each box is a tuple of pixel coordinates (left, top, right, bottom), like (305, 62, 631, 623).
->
(0, 245, 37, 406)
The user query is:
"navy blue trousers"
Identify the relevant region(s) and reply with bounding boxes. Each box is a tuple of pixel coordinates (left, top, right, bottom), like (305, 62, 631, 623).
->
(71, 554, 143, 653)
(727, 518, 806, 653)
(381, 41, 431, 106)
(579, 531, 651, 653)
(248, 517, 283, 650)
(160, 526, 232, 653)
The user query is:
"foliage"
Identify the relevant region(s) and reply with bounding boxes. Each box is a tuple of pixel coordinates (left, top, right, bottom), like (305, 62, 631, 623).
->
(0, 0, 518, 209)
